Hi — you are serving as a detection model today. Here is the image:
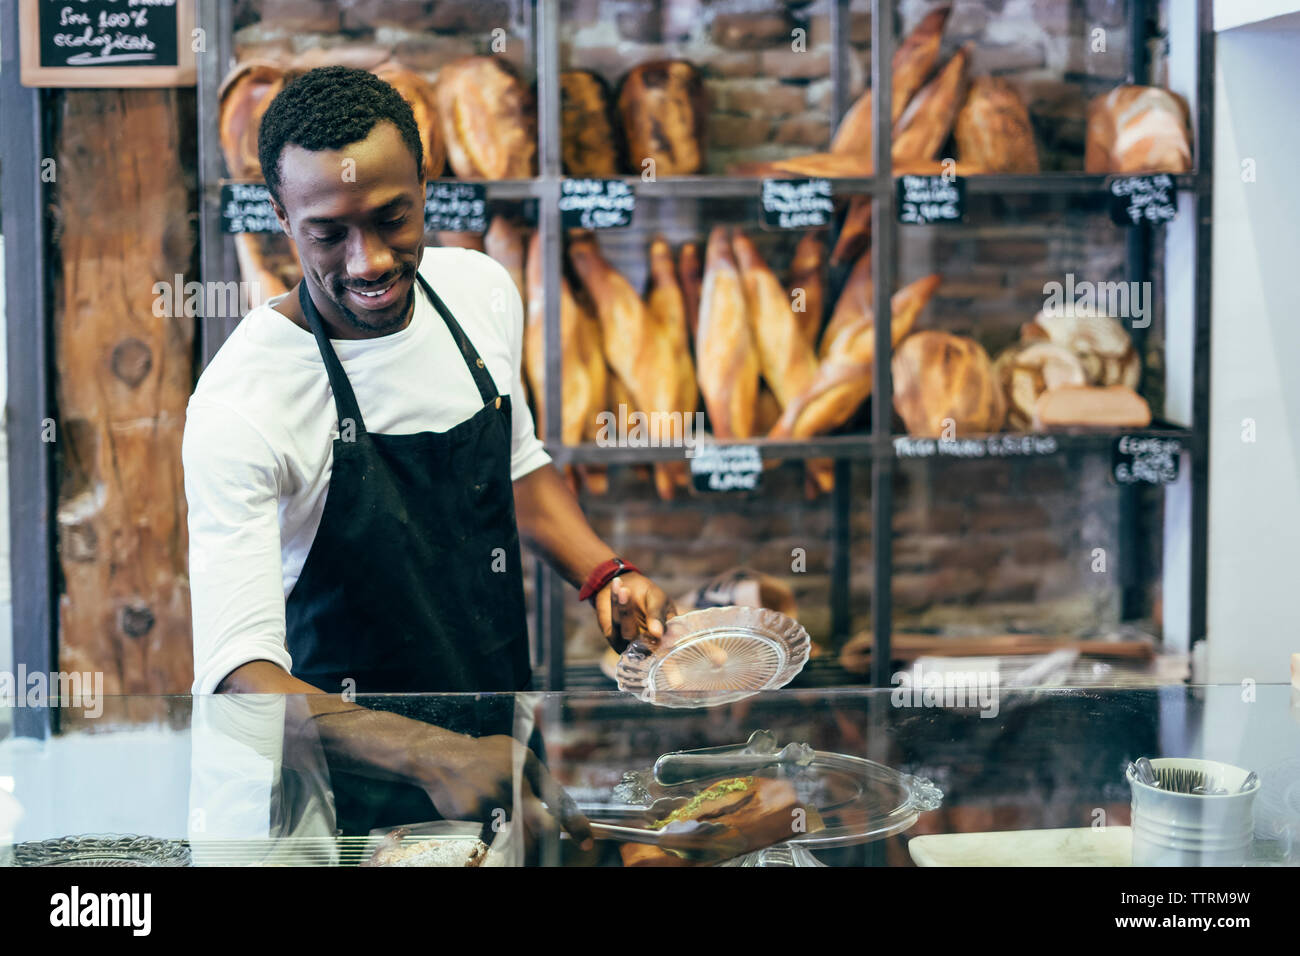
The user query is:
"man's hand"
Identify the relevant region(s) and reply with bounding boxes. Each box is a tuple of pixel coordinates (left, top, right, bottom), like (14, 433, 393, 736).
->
(416, 732, 593, 852)
(595, 572, 678, 654)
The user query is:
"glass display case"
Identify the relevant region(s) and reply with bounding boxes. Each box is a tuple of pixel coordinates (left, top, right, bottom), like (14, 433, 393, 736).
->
(3, 683, 1295, 867)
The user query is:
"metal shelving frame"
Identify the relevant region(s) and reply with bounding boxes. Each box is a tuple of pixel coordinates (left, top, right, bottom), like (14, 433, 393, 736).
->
(194, 0, 1213, 691)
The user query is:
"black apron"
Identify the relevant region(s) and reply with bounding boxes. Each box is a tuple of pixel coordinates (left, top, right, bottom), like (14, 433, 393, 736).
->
(285, 274, 534, 835)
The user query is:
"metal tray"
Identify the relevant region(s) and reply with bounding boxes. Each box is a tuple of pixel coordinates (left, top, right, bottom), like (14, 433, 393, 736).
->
(616, 606, 811, 708)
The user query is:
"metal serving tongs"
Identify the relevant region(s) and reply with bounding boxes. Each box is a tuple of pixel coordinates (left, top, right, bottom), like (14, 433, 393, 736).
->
(653, 729, 816, 786)
(588, 815, 748, 864)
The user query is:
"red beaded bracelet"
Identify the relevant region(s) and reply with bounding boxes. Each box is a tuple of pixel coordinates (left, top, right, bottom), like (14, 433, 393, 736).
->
(578, 557, 640, 604)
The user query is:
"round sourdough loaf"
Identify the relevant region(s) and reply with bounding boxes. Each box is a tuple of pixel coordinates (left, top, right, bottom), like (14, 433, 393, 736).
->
(892, 331, 1006, 437)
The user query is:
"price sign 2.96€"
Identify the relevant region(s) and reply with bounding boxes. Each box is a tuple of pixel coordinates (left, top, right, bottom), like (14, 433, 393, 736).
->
(897, 174, 965, 225)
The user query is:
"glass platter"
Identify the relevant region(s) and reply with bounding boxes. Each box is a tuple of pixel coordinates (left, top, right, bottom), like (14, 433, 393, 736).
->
(615, 606, 811, 708)
(11, 834, 193, 867)
(583, 751, 944, 850)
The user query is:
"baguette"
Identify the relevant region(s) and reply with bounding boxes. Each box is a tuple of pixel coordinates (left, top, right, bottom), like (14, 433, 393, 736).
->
(829, 195, 872, 269)
(787, 232, 827, 347)
(732, 231, 818, 410)
(647, 236, 697, 499)
(891, 6, 953, 125)
(892, 45, 971, 164)
(678, 240, 704, 342)
(696, 227, 760, 438)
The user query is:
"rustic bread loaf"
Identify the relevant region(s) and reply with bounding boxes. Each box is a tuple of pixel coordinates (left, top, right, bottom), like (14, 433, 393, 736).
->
(955, 76, 1039, 173)
(1085, 85, 1191, 174)
(561, 70, 621, 176)
(434, 56, 537, 179)
(892, 331, 1006, 437)
(618, 60, 707, 176)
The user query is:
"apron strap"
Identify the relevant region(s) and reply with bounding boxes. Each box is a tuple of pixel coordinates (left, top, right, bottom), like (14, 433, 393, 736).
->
(298, 279, 368, 435)
(415, 273, 500, 407)
(298, 272, 501, 436)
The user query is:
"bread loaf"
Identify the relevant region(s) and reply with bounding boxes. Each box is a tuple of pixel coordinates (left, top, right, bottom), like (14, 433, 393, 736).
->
(524, 230, 595, 446)
(820, 250, 872, 359)
(484, 216, 526, 315)
(647, 236, 697, 499)
(1085, 85, 1191, 174)
(892, 331, 1006, 437)
(1032, 384, 1151, 429)
(218, 61, 287, 179)
(567, 233, 679, 451)
(954, 76, 1038, 173)
(992, 341, 1087, 430)
(1025, 309, 1140, 388)
(829, 195, 872, 269)
(732, 231, 818, 410)
(561, 70, 620, 176)
(435, 56, 537, 179)
(678, 241, 704, 342)
(373, 63, 445, 178)
(788, 232, 827, 347)
(893, 45, 970, 165)
(697, 227, 760, 438)
(892, 6, 953, 125)
(618, 60, 707, 176)
(768, 360, 873, 441)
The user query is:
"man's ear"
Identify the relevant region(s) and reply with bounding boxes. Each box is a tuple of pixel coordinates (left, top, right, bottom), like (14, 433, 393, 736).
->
(269, 194, 292, 239)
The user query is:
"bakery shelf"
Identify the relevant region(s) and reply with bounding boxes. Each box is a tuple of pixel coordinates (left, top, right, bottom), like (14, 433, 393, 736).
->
(545, 425, 1196, 467)
(193, 0, 1215, 694)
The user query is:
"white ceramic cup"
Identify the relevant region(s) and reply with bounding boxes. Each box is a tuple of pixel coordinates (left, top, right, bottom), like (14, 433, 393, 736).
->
(1127, 758, 1259, 866)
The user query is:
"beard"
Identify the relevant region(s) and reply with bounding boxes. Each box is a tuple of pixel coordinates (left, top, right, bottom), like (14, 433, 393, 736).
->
(327, 262, 417, 334)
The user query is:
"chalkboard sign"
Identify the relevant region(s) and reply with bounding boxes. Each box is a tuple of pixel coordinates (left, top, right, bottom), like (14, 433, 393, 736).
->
(21, 0, 195, 87)
(760, 178, 834, 230)
(220, 184, 281, 235)
(559, 179, 636, 230)
(1108, 174, 1178, 226)
(897, 174, 965, 225)
(894, 434, 1060, 459)
(690, 444, 763, 493)
(424, 182, 488, 234)
(1112, 435, 1181, 485)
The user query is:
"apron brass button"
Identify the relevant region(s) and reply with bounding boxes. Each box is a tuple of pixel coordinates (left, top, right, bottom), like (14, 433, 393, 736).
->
(494, 396, 502, 409)
(476, 358, 485, 368)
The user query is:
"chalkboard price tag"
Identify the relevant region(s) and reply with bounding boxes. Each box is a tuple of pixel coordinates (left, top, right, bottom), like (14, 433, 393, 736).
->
(760, 178, 834, 230)
(559, 179, 635, 230)
(220, 183, 280, 235)
(425, 182, 488, 234)
(690, 444, 763, 493)
(896, 174, 965, 225)
(1111, 435, 1182, 485)
(1108, 174, 1178, 226)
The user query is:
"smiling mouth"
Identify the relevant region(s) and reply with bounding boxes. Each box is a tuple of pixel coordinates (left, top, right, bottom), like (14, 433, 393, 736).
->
(343, 272, 409, 311)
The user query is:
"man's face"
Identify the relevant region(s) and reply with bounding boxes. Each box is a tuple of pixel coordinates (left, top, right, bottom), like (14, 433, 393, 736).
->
(271, 121, 425, 337)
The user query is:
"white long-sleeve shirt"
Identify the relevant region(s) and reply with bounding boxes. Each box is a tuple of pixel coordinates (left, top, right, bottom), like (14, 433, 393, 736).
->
(183, 248, 549, 694)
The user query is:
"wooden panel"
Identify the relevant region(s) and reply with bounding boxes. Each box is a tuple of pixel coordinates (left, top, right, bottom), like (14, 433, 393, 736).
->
(54, 88, 197, 707)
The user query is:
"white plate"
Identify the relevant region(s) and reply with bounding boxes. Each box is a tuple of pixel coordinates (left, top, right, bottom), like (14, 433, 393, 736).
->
(615, 606, 810, 708)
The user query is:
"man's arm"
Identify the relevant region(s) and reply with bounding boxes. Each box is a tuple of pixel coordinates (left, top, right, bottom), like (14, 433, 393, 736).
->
(513, 463, 675, 650)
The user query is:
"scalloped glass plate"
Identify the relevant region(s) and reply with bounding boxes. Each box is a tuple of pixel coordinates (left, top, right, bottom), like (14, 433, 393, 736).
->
(615, 606, 811, 708)
(584, 751, 943, 851)
(12, 834, 192, 867)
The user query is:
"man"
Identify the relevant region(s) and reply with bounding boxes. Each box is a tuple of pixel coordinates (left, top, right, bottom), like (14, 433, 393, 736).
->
(183, 67, 674, 843)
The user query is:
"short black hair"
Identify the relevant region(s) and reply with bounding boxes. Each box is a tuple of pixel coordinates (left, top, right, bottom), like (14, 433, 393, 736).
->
(258, 65, 424, 205)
